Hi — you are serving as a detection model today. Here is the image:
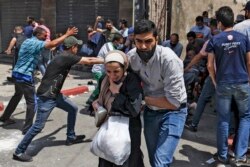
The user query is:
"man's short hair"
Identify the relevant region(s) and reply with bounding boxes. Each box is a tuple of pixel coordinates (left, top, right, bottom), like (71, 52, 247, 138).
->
(105, 19, 113, 24)
(171, 33, 179, 40)
(195, 16, 204, 22)
(187, 31, 196, 39)
(112, 33, 123, 42)
(33, 27, 46, 36)
(216, 6, 234, 28)
(120, 19, 128, 27)
(134, 20, 158, 37)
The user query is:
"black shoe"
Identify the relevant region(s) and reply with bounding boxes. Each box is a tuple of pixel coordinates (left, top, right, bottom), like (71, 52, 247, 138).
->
(13, 153, 33, 162)
(65, 135, 85, 146)
(6, 76, 15, 83)
(185, 122, 197, 132)
(0, 118, 16, 126)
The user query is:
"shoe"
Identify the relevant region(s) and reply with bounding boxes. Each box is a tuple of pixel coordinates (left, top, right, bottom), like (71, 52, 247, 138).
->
(230, 156, 250, 167)
(185, 122, 197, 132)
(65, 135, 85, 146)
(87, 80, 94, 85)
(13, 153, 33, 162)
(228, 149, 235, 158)
(215, 156, 229, 167)
(6, 76, 15, 83)
(0, 118, 16, 126)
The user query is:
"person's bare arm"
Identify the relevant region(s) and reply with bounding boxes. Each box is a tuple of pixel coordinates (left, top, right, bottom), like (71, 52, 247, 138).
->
(78, 57, 104, 65)
(207, 52, 216, 87)
(5, 37, 17, 55)
(184, 52, 203, 72)
(144, 96, 178, 110)
(44, 27, 78, 49)
(246, 52, 250, 82)
(93, 16, 104, 33)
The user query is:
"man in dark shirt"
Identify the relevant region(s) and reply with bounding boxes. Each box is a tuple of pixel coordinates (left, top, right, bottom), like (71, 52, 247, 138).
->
(13, 36, 104, 162)
(207, 6, 250, 166)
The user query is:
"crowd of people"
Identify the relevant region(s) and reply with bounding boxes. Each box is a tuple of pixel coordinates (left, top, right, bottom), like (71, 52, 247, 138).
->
(0, 3, 250, 167)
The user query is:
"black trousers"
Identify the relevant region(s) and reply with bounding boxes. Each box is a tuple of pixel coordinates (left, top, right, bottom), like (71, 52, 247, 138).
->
(98, 115, 145, 167)
(0, 81, 36, 133)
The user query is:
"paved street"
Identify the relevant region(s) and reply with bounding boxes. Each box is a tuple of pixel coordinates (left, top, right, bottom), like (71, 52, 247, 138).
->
(0, 62, 223, 167)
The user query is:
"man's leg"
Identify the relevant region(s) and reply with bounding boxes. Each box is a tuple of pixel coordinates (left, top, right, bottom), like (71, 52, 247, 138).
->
(21, 82, 37, 134)
(234, 83, 250, 160)
(143, 107, 163, 166)
(0, 83, 23, 123)
(56, 94, 84, 144)
(14, 97, 56, 161)
(216, 85, 232, 162)
(191, 76, 215, 127)
(154, 108, 187, 167)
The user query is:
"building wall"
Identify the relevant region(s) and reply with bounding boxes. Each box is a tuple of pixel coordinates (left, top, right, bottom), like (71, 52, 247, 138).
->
(148, 0, 248, 58)
(119, 0, 133, 27)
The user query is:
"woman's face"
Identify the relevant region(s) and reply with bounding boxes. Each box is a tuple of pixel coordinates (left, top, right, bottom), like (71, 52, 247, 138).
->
(105, 62, 124, 83)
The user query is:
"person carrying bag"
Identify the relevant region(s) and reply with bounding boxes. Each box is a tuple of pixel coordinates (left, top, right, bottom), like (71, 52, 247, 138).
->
(91, 50, 145, 167)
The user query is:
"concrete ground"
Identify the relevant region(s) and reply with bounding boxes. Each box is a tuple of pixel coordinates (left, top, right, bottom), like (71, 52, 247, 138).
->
(0, 63, 227, 167)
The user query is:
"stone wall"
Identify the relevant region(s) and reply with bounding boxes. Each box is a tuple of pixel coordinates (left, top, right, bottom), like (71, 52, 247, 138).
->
(148, 0, 249, 58)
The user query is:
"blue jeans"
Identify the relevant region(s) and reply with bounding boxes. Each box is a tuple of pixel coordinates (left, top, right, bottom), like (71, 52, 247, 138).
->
(216, 83, 250, 160)
(192, 76, 215, 126)
(144, 106, 187, 167)
(15, 94, 78, 154)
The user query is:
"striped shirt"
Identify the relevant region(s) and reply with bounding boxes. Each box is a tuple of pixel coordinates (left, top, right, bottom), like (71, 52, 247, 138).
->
(13, 37, 45, 82)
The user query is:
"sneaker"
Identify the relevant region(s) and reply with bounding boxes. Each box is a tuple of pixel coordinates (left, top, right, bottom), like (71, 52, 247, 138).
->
(13, 153, 33, 162)
(230, 157, 250, 167)
(65, 135, 85, 146)
(185, 122, 197, 132)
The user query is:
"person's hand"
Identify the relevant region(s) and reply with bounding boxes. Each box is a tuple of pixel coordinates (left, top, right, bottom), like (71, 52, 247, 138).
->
(96, 16, 102, 21)
(65, 27, 78, 36)
(92, 100, 99, 112)
(109, 78, 122, 95)
(5, 49, 11, 55)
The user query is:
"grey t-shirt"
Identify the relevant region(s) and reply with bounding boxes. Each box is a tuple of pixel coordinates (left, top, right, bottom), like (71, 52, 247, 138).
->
(127, 45, 187, 110)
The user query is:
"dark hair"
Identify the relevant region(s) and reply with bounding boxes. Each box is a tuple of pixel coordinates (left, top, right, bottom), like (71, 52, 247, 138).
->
(112, 33, 123, 42)
(134, 20, 158, 37)
(202, 11, 208, 16)
(33, 27, 46, 36)
(170, 33, 179, 40)
(195, 16, 204, 22)
(186, 31, 196, 39)
(27, 16, 35, 25)
(120, 19, 128, 27)
(210, 18, 218, 27)
(105, 19, 113, 24)
(216, 6, 234, 27)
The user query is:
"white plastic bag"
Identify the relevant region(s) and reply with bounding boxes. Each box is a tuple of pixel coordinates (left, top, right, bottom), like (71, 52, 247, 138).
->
(90, 116, 131, 165)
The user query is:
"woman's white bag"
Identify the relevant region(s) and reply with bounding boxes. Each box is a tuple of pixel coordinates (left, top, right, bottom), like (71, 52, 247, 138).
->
(90, 116, 131, 165)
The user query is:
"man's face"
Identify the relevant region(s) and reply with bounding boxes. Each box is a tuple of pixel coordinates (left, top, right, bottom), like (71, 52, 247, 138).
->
(134, 32, 157, 51)
(196, 21, 204, 29)
(106, 23, 113, 31)
(170, 35, 178, 44)
(187, 37, 195, 44)
(71, 45, 78, 54)
(37, 31, 47, 41)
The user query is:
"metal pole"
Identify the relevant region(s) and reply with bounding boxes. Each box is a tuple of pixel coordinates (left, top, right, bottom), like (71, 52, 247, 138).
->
(166, 0, 172, 39)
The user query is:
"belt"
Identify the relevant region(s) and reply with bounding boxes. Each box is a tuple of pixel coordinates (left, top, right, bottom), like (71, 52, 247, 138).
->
(146, 103, 187, 112)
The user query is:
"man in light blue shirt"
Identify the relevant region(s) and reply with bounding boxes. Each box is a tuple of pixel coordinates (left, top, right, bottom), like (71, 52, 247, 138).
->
(162, 33, 183, 57)
(190, 16, 212, 40)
